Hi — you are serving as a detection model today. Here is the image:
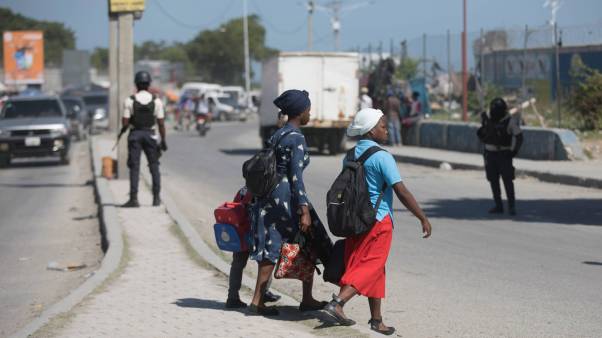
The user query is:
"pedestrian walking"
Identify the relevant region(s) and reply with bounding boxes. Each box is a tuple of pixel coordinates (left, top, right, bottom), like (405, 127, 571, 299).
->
(226, 186, 281, 309)
(384, 92, 402, 146)
(477, 97, 523, 215)
(248, 89, 328, 316)
(324, 108, 432, 335)
(121, 71, 167, 208)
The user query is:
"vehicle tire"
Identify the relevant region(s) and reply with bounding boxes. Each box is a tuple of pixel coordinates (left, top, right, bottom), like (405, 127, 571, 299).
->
(0, 155, 10, 168)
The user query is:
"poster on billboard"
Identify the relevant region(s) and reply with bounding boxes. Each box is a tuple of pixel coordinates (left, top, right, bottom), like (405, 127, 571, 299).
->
(2, 31, 45, 85)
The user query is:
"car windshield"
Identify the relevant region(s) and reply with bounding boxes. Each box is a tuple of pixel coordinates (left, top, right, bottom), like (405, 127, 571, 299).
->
(83, 95, 107, 106)
(1, 100, 63, 119)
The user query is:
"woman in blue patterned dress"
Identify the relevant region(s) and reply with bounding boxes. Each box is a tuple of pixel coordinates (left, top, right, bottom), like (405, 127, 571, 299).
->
(249, 89, 328, 316)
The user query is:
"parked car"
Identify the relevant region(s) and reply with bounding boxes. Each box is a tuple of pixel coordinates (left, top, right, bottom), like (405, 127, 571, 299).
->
(0, 95, 71, 166)
(61, 96, 89, 141)
(81, 92, 109, 133)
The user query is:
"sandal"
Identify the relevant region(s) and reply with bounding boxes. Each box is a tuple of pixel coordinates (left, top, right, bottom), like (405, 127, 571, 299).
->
(368, 318, 396, 336)
(324, 294, 356, 326)
(248, 303, 279, 316)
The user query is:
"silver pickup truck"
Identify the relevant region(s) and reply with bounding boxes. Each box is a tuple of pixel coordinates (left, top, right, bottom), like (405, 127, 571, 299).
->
(0, 95, 72, 167)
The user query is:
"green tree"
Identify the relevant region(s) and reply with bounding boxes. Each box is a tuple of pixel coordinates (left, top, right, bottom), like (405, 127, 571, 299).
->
(468, 82, 503, 113)
(395, 57, 419, 80)
(90, 47, 108, 71)
(186, 15, 277, 84)
(0, 7, 75, 67)
(569, 55, 602, 130)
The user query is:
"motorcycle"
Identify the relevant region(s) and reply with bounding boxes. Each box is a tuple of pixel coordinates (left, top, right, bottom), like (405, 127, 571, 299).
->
(195, 112, 211, 137)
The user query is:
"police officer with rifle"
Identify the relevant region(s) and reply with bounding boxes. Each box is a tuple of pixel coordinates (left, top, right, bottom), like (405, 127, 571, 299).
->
(478, 98, 523, 216)
(120, 71, 167, 207)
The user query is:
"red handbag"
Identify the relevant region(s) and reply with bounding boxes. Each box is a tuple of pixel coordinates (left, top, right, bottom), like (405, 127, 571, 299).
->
(274, 240, 315, 283)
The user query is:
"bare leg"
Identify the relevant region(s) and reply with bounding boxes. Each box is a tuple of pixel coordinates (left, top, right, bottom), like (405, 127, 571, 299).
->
(301, 277, 323, 306)
(332, 284, 359, 319)
(251, 261, 275, 307)
(368, 298, 392, 330)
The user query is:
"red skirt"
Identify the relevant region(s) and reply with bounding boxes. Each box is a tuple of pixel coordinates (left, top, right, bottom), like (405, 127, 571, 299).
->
(340, 215, 393, 298)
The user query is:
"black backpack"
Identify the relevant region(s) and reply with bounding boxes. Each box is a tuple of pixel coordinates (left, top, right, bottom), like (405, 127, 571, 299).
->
(130, 94, 156, 129)
(326, 146, 386, 237)
(242, 130, 294, 198)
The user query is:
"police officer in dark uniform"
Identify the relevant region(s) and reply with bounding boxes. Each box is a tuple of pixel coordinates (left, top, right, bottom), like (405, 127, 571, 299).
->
(478, 98, 523, 215)
(121, 71, 167, 208)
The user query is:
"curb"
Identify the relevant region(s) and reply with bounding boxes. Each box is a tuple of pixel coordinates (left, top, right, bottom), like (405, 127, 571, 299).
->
(10, 137, 125, 338)
(392, 153, 602, 190)
(140, 171, 374, 337)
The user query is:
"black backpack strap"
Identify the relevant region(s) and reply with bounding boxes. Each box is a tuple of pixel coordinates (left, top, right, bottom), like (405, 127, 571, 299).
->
(374, 182, 388, 212)
(356, 145, 384, 163)
(356, 145, 388, 212)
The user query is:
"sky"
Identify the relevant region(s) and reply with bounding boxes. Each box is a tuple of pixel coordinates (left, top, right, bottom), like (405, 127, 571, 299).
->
(2, 0, 602, 60)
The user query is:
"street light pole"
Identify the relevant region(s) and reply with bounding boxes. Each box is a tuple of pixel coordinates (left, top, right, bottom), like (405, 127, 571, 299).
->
(462, 0, 468, 122)
(307, 0, 314, 51)
(243, 0, 251, 108)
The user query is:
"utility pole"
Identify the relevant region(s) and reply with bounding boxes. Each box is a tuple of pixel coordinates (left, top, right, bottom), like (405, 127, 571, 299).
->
(108, 16, 119, 133)
(332, 1, 341, 51)
(378, 40, 383, 62)
(243, 0, 251, 108)
(368, 43, 373, 70)
(307, 0, 314, 50)
(389, 38, 393, 59)
(554, 23, 562, 127)
(479, 28, 485, 111)
(422, 33, 427, 80)
(316, 0, 373, 51)
(521, 25, 529, 100)
(117, 12, 134, 178)
(461, 0, 468, 122)
(447, 29, 452, 112)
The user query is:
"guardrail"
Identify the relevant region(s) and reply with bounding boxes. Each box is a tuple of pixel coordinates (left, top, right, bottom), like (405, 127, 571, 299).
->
(402, 121, 585, 161)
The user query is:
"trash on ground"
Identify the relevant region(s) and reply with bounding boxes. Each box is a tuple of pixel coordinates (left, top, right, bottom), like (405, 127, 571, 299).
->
(47, 261, 87, 272)
(439, 162, 453, 171)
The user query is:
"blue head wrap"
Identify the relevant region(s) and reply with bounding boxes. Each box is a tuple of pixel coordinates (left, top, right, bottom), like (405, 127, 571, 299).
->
(273, 89, 310, 117)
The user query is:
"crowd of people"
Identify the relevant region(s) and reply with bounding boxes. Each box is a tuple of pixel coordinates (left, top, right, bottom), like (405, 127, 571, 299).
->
(359, 86, 424, 146)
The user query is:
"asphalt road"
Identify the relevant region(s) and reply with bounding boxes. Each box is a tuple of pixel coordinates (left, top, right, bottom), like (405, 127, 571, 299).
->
(0, 141, 102, 338)
(160, 119, 602, 338)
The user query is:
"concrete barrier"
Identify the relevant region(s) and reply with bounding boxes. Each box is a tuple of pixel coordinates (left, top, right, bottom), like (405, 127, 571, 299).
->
(403, 121, 585, 161)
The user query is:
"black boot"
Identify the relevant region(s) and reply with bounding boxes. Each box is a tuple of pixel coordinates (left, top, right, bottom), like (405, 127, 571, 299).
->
(152, 194, 161, 207)
(122, 195, 140, 208)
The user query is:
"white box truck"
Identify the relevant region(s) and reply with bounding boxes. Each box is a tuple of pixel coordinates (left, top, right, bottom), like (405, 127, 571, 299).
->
(259, 52, 359, 154)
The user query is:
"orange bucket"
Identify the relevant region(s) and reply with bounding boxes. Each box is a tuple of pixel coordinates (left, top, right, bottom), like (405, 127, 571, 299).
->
(102, 156, 116, 179)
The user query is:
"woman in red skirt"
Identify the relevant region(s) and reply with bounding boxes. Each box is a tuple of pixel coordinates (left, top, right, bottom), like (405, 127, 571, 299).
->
(325, 108, 432, 335)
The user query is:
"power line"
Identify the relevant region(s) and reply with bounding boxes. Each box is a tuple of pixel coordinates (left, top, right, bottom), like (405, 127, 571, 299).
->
(250, 0, 306, 35)
(150, 0, 237, 30)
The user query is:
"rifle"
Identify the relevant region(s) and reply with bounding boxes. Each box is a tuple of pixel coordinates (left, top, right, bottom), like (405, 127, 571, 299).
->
(112, 125, 130, 151)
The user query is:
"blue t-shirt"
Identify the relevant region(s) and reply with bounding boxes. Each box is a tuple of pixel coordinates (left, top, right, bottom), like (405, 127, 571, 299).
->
(353, 140, 403, 221)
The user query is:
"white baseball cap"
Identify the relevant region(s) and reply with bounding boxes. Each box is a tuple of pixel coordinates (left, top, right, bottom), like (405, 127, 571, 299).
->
(346, 108, 384, 137)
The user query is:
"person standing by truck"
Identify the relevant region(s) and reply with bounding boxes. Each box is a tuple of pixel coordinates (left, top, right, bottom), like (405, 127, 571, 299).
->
(121, 71, 167, 208)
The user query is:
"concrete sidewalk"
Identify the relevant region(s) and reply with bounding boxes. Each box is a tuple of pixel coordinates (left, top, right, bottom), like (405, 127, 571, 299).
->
(384, 145, 602, 189)
(33, 137, 364, 338)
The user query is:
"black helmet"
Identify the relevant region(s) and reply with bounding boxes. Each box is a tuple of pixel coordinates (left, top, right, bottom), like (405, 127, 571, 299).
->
(489, 97, 507, 121)
(134, 71, 151, 86)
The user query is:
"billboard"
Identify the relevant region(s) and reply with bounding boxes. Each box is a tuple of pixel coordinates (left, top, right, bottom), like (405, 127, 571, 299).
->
(109, 0, 145, 13)
(3, 31, 45, 85)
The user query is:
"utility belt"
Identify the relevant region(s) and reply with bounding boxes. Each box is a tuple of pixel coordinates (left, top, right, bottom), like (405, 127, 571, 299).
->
(131, 127, 155, 132)
(484, 144, 512, 152)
